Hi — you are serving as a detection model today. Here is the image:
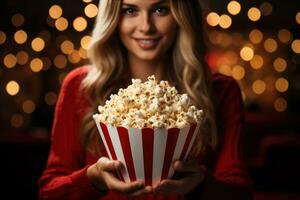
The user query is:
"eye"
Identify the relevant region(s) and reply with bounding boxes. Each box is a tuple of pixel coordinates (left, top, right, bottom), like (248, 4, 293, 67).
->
(122, 7, 137, 16)
(153, 6, 169, 16)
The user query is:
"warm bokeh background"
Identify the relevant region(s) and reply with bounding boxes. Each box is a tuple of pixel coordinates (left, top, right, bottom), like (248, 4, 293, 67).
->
(0, 0, 299, 199)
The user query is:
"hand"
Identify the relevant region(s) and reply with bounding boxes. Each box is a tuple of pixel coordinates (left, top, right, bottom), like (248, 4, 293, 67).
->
(87, 157, 152, 197)
(153, 160, 206, 195)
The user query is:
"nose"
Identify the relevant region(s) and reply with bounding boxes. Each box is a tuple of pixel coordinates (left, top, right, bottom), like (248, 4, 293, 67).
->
(138, 12, 155, 34)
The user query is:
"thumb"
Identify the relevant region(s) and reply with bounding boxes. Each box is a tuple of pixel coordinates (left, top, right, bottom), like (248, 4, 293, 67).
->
(97, 157, 122, 172)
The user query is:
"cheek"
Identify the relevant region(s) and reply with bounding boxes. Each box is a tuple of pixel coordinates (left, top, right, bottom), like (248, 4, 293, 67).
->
(118, 20, 134, 37)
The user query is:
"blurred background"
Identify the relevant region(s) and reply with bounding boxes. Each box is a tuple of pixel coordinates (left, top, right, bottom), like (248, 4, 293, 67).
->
(0, 0, 299, 199)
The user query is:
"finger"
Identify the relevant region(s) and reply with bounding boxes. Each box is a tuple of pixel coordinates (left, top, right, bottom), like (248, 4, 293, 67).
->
(97, 157, 122, 172)
(103, 172, 145, 194)
(128, 185, 152, 197)
(174, 160, 206, 173)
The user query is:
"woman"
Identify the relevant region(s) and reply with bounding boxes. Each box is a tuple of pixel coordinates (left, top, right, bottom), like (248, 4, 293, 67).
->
(39, 0, 253, 199)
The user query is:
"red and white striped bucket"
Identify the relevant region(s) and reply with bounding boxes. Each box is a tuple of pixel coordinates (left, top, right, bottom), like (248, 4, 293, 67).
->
(93, 120, 200, 186)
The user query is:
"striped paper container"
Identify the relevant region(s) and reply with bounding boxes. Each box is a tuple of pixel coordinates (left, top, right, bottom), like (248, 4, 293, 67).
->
(93, 118, 200, 186)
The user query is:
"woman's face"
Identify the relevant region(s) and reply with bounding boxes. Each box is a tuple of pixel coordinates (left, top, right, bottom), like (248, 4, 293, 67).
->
(118, 0, 177, 62)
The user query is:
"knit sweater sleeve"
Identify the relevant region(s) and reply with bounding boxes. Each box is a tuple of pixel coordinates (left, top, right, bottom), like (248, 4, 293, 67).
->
(39, 67, 104, 200)
(186, 75, 253, 199)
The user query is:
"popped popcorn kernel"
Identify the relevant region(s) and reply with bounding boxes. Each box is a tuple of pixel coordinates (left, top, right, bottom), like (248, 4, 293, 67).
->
(93, 76, 204, 128)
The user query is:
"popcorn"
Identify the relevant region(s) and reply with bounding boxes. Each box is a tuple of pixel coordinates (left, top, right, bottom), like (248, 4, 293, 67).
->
(93, 75, 204, 129)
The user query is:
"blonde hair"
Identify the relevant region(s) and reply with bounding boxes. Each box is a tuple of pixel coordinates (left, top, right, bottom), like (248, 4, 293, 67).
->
(81, 0, 217, 156)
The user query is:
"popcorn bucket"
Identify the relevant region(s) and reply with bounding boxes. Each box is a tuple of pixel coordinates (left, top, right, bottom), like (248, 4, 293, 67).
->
(93, 118, 200, 186)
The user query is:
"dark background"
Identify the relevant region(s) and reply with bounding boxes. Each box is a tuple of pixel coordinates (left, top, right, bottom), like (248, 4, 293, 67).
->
(0, 0, 300, 199)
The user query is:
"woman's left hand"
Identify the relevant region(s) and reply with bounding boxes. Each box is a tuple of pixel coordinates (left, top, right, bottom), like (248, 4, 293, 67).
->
(153, 160, 206, 195)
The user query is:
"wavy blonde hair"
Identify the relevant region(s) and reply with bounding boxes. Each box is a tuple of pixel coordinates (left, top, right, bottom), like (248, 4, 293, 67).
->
(81, 0, 217, 157)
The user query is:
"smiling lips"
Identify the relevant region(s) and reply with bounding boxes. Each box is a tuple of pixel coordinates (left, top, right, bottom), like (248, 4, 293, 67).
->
(135, 38, 160, 50)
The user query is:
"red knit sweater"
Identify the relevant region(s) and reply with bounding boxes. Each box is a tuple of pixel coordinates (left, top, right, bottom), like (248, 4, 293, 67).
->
(39, 66, 252, 199)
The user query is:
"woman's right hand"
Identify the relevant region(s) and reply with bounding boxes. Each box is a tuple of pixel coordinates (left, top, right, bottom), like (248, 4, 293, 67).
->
(87, 157, 152, 197)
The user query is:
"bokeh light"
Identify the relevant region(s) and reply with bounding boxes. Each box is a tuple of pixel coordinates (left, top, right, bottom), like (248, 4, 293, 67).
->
(249, 29, 263, 44)
(274, 97, 287, 112)
(55, 17, 68, 31)
(275, 78, 289, 92)
(0, 31, 6, 44)
(218, 64, 231, 76)
(291, 39, 300, 53)
(11, 13, 25, 27)
(260, 2, 273, 16)
(31, 37, 45, 52)
(49, 5, 63, 19)
(11, 114, 24, 128)
(73, 17, 87, 32)
(227, 1, 241, 16)
(250, 54, 264, 69)
(16, 51, 29, 65)
(14, 30, 27, 44)
(206, 12, 220, 27)
(252, 80, 266, 94)
(23, 100, 36, 114)
(82, 0, 93, 3)
(264, 38, 277, 53)
(80, 35, 91, 50)
(240, 46, 254, 61)
(45, 92, 58, 105)
(4, 54, 17, 68)
(6, 81, 20, 96)
(273, 57, 287, 72)
(54, 54, 67, 69)
(278, 29, 292, 44)
(231, 65, 245, 80)
(296, 11, 300, 25)
(30, 58, 43, 72)
(60, 40, 74, 54)
(68, 50, 81, 64)
(219, 14, 232, 29)
(248, 7, 261, 22)
(84, 4, 98, 18)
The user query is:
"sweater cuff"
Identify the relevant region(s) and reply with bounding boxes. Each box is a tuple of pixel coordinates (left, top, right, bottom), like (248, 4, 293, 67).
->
(70, 165, 107, 199)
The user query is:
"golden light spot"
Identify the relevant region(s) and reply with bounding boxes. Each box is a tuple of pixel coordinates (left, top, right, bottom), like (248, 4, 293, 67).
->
(80, 35, 91, 50)
(248, 7, 261, 22)
(45, 92, 58, 106)
(54, 54, 67, 69)
(278, 29, 292, 44)
(273, 57, 287, 72)
(49, 5, 63, 19)
(84, 4, 98, 18)
(264, 38, 277, 53)
(240, 46, 254, 61)
(6, 81, 20, 96)
(31, 37, 45, 52)
(11, 114, 24, 128)
(79, 47, 88, 59)
(206, 12, 220, 27)
(231, 65, 245, 80)
(249, 29, 263, 44)
(16, 51, 29, 65)
(30, 58, 43, 72)
(227, 1, 241, 15)
(4, 54, 17, 68)
(260, 2, 273, 16)
(73, 17, 87, 32)
(274, 98, 287, 112)
(14, 30, 27, 44)
(11, 13, 25, 27)
(219, 14, 232, 29)
(250, 54, 264, 69)
(68, 50, 81, 64)
(0, 31, 6, 44)
(296, 12, 300, 25)
(218, 64, 231, 76)
(55, 17, 68, 31)
(60, 40, 74, 54)
(252, 80, 266, 94)
(82, 0, 93, 3)
(275, 78, 289, 92)
(291, 39, 300, 53)
(23, 100, 36, 114)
